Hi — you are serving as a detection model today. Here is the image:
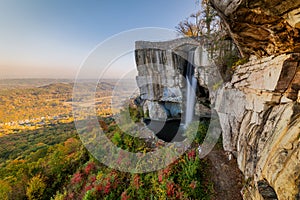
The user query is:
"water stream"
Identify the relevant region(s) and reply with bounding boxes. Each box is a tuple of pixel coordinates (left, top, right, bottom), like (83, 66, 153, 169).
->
(184, 51, 197, 127)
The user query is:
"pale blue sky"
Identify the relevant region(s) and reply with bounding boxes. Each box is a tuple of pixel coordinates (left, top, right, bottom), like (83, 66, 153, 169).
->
(0, 0, 199, 79)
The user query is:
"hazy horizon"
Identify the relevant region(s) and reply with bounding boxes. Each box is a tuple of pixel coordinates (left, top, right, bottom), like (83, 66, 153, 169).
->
(0, 1, 199, 79)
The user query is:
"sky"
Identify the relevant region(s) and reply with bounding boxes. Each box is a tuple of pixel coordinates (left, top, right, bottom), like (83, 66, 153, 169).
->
(0, 0, 200, 79)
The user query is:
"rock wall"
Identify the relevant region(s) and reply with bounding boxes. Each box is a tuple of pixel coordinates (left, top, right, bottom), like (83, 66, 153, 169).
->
(135, 43, 299, 199)
(210, 0, 300, 57)
(135, 39, 211, 121)
(215, 54, 300, 199)
(208, 1, 300, 199)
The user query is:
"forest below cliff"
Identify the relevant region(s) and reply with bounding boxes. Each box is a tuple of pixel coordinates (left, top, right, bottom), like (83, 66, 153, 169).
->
(0, 80, 219, 200)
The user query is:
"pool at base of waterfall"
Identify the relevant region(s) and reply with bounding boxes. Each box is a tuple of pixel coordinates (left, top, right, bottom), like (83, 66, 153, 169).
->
(143, 118, 187, 142)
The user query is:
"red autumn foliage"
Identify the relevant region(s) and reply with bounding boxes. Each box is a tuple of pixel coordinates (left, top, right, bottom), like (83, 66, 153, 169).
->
(68, 192, 74, 199)
(121, 191, 130, 200)
(96, 184, 103, 192)
(176, 190, 184, 199)
(71, 172, 82, 184)
(187, 149, 196, 160)
(84, 162, 96, 174)
(158, 171, 163, 183)
(133, 174, 141, 189)
(85, 185, 93, 192)
(89, 175, 96, 183)
(163, 166, 171, 176)
(109, 170, 120, 188)
(190, 180, 197, 189)
(166, 181, 176, 197)
(104, 181, 111, 194)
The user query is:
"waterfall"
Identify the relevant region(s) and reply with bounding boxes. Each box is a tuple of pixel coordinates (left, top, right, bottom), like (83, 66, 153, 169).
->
(185, 51, 197, 127)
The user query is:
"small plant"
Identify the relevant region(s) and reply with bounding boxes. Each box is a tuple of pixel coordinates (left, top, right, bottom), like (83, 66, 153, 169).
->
(51, 190, 67, 200)
(185, 121, 209, 144)
(83, 190, 94, 200)
(212, 81, 223, 91)
(231, 57, 249, 69)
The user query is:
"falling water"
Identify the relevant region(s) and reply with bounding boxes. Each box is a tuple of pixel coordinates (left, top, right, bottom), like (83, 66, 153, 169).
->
(185, 51, 197, 127)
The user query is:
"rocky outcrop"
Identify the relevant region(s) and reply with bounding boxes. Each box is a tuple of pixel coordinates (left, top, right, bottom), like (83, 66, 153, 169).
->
(215, 53, 300, 200)
(210, 0, 300, 57)
(208, 1, 300, 199)
(135, 39, 211, 121)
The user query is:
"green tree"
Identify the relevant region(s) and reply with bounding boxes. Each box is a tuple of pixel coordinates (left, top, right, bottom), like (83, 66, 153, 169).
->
(176, 0, 240, 80)
(26, 174, 46, 200)
(176, 0, 222, 41)
(0, 180, 12, 200)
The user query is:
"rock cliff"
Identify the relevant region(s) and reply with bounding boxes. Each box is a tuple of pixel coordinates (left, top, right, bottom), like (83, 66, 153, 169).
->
(135, 1, 300, 199)
(135, 38, 211, 121)
(210, 1, 300, 199)
(210, 0, 300, 57)
(215, 53, 300, 200)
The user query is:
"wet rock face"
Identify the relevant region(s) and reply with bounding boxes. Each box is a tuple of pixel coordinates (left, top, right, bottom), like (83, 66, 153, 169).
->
(210, 0, 300, 57)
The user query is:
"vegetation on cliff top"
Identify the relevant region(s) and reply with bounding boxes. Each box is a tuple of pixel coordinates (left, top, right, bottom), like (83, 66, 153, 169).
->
(0, 111, 213, 200)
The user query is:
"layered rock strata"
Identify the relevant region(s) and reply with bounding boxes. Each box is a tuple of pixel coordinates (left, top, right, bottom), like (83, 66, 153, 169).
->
(135, 38, 211, 121)
(210, 0, 300, 57)
(215, 53, 300, 199)
(209, 0, 300, 199)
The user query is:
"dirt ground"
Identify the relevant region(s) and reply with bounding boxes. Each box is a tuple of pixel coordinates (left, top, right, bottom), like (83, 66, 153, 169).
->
(206, 148, 244, 200)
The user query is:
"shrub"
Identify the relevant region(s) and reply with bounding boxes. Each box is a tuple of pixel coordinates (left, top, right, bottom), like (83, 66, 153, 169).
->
(0, 180, 12, 200)
(26, 174, 46, 200)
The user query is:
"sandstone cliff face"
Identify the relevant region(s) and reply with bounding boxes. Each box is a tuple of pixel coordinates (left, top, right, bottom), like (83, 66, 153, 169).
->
(209, 1, 300, 199)
(210, 0, 300, 57)
(215, 54, 300, 200)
